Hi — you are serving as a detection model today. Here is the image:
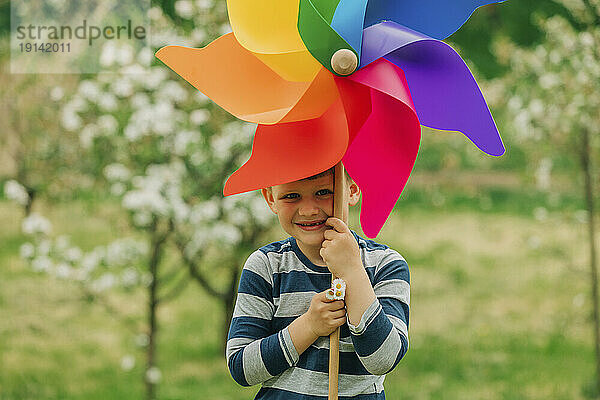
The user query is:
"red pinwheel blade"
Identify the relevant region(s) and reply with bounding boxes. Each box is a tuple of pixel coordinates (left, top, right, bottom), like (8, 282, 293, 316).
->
(224, 98, 350, 196)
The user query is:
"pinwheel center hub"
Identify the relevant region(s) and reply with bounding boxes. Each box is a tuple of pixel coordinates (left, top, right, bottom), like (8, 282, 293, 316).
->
(331, 48, 358, 76)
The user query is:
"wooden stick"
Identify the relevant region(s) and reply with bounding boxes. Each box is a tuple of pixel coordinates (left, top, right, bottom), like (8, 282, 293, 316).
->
(329, 161, 346, 400)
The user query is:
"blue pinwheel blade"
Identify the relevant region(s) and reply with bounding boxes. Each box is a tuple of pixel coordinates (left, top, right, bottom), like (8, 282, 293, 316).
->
(330, 0, 369, 56)
(364, 0, 506, 40)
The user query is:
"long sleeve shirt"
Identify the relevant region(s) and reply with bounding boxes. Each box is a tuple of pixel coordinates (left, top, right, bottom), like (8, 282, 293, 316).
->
(226, 232, 410, 399)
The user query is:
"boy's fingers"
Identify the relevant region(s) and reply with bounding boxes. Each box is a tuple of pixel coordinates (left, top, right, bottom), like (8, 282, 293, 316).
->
(325, 217, 350, 234)
(323, 229, 336, 240)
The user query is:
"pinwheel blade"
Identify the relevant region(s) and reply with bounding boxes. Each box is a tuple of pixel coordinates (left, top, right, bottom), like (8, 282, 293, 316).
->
(156, 34, 335, 125)
(298, 0, 358, 76)
(224, 99, 350, 196)
(226, 0, 320, 81)
(330, 0, 369, 56)
(361, 22, 505, 156)
(343, 59, 421, 238)
(227, 0, 305, 53)
(364, 0, 505, 40)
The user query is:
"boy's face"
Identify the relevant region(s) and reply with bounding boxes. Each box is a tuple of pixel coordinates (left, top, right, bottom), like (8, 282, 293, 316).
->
(261, 172, 360, 252)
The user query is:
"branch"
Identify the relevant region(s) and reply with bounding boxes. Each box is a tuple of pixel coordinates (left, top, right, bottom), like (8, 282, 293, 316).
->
(172, 234, 227, 301)
(157, 268, 191, 303)
(77, 282, 143, 334)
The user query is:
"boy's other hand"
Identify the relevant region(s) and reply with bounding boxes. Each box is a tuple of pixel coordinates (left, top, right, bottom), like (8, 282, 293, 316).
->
(320, 217, 362, 278)
(306, 290, 346, 337)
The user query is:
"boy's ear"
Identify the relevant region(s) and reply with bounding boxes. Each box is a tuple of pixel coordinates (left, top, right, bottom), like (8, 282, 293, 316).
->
(347, 181, 361, 207)
(261, 188, 278, 214)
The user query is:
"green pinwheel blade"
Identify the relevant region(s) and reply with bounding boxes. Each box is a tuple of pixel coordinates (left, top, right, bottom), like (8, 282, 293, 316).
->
(311, 0, 340, 23)
(298, 0, 358, 76)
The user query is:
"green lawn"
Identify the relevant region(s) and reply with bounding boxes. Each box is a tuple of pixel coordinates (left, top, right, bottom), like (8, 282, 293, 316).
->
(0, 194, 595, 400)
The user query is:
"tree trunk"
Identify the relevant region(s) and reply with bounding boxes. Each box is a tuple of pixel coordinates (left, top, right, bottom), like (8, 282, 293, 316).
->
(580, 128, 600, 396)
(145, 224, 166, 400)
(222, 266, 241, 354)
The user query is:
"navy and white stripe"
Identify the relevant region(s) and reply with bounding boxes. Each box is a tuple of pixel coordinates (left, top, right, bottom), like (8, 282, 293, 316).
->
(226, 233, 410, 399)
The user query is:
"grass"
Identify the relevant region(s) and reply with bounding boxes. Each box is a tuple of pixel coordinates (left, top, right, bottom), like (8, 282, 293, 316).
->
(0, 188, 596, 400)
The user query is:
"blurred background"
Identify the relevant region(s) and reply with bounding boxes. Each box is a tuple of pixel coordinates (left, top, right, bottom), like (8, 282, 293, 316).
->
(1, 0, 599, 399)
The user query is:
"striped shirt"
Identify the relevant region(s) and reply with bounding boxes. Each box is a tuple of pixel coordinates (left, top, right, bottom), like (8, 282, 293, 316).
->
(226, 232, 410, 399)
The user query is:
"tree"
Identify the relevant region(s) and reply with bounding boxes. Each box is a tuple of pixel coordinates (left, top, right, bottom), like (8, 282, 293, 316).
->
(492, 0, 600, 395)
(15, 3, 275, 399)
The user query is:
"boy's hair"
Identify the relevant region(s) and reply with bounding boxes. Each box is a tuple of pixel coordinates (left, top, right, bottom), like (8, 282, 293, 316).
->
(264, 167, 354, 192)
(302, 167, 353, 183)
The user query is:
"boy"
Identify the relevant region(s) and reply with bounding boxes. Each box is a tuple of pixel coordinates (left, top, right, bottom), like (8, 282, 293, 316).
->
(226, 168, 410, 399)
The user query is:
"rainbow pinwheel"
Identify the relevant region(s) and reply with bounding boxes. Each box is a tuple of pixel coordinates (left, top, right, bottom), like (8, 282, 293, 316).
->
(156, 0, 506, 238)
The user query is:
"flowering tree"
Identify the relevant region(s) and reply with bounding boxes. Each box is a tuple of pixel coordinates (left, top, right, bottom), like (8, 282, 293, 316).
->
(0, 70, 86, 215)
(492, 0, 600, 393)
(15, 2, 275, 399)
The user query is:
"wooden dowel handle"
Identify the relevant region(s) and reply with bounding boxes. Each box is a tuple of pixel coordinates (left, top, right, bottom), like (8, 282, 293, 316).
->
(329, 162, 346, 400)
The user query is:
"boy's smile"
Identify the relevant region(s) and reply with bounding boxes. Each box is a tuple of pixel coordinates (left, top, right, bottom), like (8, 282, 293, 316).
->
(261, 171, 360, 265)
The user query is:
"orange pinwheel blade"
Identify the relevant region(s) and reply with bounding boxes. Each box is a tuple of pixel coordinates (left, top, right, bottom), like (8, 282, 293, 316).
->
(155, 33, 333, 124)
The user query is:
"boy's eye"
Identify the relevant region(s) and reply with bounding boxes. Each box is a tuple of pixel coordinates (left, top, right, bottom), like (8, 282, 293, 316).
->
(281, 193, 300, 200)
(316, 189, 333, 196)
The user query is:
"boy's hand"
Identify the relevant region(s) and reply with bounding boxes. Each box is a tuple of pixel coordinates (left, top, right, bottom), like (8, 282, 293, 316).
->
(305, 290, 346, 337)
(320, 217, 362, 278)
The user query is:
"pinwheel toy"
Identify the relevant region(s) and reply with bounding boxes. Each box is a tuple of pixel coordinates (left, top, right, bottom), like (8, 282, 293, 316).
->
(156, 0, 506, 398)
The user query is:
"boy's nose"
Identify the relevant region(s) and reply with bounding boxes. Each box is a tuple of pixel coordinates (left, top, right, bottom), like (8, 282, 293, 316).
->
(298, 200, 319, 216)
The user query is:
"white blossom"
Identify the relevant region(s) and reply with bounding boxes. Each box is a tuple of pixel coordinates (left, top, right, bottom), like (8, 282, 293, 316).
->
(91, 273, 117, 293)
(55, 263, 72, 279)
(211, 223, 242, 246)
(145, 367, 162, 384)
(50, 86, 64, 101)
(65, 247, 83, 263)
(175, 0, 194, 19)
(61, 109, 82, 131)
(104, 163, 131, 182)
(135, 333, 150, 347)
(534, 158, 552, 191)
(137, 47, 154, 66)
(80, 123, 99, 149)
(130, 93, 150, 109)
(189, 200, 220, 224)
(533, 207, 548, 222)
(117, 44, 135, 66)
(20, 243, 35, 259)
(97, 114, 119, 134)
(22, 213, 52, 235)
(121, 355, 136, 371)
(78, 80, 101, 102)
(158, 81, 188, 103)
(111, 77, 134, 98)
(4, 180, 29, 206)
(147, 6, 163, 21)
(98, 93, 118, 112)
(31, 256, 53, 272)
(190, 109, 209, 125)
(121, 268, 139, 287)
(100, 42, 117, 67)
(195, 0, 213, 10)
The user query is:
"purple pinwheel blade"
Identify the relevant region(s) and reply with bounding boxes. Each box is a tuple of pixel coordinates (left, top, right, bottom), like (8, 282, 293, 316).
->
(364, 0, 505, 40)
(361, 21, 505, 157)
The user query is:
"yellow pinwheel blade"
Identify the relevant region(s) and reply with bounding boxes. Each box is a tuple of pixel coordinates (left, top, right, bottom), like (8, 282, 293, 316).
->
(227, 0, 305, 53)
(227, 0, 320, 82)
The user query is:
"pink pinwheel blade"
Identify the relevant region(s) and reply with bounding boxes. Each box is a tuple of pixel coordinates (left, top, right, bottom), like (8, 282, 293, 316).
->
(343, 59, 421, 238)
(361, 21, 505, 157)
